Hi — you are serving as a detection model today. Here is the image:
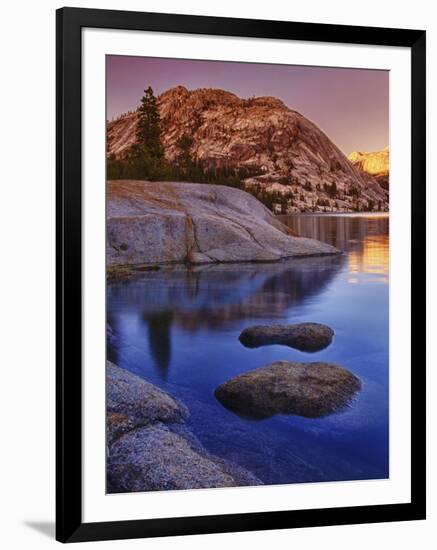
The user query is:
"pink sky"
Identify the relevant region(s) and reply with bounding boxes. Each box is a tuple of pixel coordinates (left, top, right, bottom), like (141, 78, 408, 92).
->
(107, 56, 388, 156)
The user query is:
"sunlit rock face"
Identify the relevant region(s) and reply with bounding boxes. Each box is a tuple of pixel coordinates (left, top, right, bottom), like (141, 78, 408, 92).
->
(348, 147, 389, 190)
(107, 87, 388, 212)
(106, 180, 339, 267)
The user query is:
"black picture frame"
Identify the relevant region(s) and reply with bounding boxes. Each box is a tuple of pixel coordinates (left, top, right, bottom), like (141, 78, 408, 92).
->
(56, 6, 426, 543)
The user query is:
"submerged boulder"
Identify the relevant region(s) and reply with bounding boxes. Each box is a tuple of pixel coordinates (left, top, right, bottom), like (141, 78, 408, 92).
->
(107, 423, 262, 493)
(239, 322, 334, 351)
(107, 181, 339, 266)
(215, 361, 361, 419)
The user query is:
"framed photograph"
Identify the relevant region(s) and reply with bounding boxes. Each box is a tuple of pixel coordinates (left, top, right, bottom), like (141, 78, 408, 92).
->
(56, 7, 426, 543)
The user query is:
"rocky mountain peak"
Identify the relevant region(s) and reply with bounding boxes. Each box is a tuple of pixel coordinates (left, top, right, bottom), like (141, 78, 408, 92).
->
(348, 147, 389, 190)
(107, 86, 389, 212)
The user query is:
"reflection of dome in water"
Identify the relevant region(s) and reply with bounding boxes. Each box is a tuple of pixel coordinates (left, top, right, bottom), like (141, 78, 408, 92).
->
(107, 256, 345, 339)
(170, 256, 344, 331)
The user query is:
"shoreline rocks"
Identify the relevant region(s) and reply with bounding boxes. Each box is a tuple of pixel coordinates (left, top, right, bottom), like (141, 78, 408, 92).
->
(215, 361, 362, 419)
(107, 422, 260, 493)
(107, 361, 188, 444)
(106, 361, 262, 492)
(107, 180, 339, 267)
(239, 322, 334, 352)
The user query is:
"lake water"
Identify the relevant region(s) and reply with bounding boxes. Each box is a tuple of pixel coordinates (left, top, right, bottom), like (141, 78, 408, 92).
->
(107, 213, 389, 485)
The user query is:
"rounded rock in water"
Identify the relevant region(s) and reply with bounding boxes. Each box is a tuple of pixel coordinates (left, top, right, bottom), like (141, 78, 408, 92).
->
(215, 361, 361, 419)
(239, 322, 334, 352)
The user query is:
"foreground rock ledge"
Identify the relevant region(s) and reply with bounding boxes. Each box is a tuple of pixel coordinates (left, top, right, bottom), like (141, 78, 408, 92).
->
(106, 361, 262, 492)
(107, 361, 188, 444)
(107, 180, 339, 267)
(107, 423, 260, 493)
(239, 322, 334, 352)
(215, 361, 361, 419)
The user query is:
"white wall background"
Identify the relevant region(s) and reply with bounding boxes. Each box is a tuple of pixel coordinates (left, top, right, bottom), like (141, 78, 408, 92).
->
(0, 1, 434, 548)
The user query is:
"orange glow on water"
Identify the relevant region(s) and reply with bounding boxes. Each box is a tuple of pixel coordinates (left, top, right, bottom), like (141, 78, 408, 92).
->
(348, 235, 389, 283)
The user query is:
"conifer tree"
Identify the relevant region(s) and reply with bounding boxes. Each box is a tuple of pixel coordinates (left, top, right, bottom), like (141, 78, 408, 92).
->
(135, 86, 164, 159)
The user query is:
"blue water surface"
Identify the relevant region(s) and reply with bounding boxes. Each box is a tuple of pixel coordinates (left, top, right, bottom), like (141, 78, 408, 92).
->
(107, 214, 389, 485)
